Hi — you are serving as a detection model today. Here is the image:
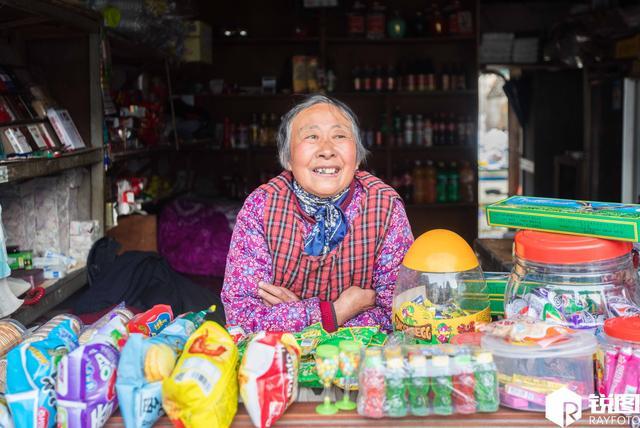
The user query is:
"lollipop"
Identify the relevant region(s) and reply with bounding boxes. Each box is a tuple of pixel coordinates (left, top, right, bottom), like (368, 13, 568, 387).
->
(315, 344, 339, 415)
(335, 340, 362, 411)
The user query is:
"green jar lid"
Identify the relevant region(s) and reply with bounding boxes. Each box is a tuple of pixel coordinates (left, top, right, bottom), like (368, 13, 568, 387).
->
(316, 344, 339, 359)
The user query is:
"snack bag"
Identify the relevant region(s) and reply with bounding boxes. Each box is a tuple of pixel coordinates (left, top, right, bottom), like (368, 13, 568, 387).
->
(239, 332, 301, 428)
(162, 321, 238, 428)
(127, 304, 173, 337)
(5, 319, 78, 428)
(56, 342, 120, 428)
(116, 315, 202, 428)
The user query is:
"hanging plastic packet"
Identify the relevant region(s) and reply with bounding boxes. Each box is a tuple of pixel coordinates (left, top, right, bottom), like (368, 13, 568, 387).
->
(162, 321, 238, 428)
(127, 304, 173, 337)
(5, 319, 78, 428)
(239, 332, 301, 428)
(116, 310, 206, 428)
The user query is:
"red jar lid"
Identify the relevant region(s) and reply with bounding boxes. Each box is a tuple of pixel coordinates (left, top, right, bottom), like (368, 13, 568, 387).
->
(604, 316, 640, 343)
(514, 230, 632, 264)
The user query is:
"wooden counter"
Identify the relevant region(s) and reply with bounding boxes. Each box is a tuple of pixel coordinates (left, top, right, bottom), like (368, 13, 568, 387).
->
(105, 404, 621, 427)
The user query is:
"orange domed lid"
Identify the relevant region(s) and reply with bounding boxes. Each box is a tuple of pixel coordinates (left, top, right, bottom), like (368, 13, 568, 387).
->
(514, 230, 632, 264)
(604, 316, 640, 343)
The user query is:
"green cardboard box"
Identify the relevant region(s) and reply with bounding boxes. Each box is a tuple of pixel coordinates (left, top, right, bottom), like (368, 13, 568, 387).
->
(486, 196, 640, 242)
(485, 272, 509, 316)
(7, 250, 32, 270)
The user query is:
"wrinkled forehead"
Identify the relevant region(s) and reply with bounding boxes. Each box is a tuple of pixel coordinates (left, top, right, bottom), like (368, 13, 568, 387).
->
(291, 103, 354, 131)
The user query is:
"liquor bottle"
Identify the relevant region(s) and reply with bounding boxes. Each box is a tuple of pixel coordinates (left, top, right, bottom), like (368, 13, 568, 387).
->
(366, 1, 386, 40)
(363, 64, 372, 91)
(375, 65, 384, 92)
(347, 1, 366, 37)
(412, 10, 426, 37)
(414, 114, 424, 146)
(412, 161, 425, 204)
(424, 116, 433, 147)
(386, 64, 396, 91)
(404, 114, 414, 146)
(379, 113, 389, 147)
(441, 64, 451, 91)
(249, 113, 259, 147)
(447, 114, 456, 145)
(447, 162, 460, 202)
(465, 116, 475, 146)
(237, 122, 248, 149)
(425, 160, 437, 203)
(429, 2, 445, 36)
(432, 114, 441, 146)
(436, 162, 448, 203)
(459, 161, 475, 203)
(456, 115, 466, 145)
(447, 0, 461, 35)
(392, 106, 403, 146)
(426, 60, 436, 91)
(455, 64, 467, 90)
(417, 60, 427, 92)
(259, 113, 269, 147)
(387, 10, 407, 39)
(268, 113, 278, 145)
(406, 62, 416, 92)
(402, 166, 413, 203)
(353, 65, 362, 91)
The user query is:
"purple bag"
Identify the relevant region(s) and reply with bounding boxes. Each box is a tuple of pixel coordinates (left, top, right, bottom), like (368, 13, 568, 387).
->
(158, 199, 232, 277)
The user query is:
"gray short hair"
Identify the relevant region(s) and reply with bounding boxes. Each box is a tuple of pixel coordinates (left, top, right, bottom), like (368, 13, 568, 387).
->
(276, 94, 369, 170)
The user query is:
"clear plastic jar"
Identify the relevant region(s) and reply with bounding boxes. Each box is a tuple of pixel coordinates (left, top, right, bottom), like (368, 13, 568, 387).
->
(504, 231, 640, 331)
(596, 316, 640, 396)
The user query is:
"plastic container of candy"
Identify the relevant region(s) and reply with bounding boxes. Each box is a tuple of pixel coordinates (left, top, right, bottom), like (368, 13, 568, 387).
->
(504, 230, 640, 332)
(596, 316, 640, 396)
(393, 230, 491, 344)
(482, 328, 596, 412)
(356, 343, 499, 418)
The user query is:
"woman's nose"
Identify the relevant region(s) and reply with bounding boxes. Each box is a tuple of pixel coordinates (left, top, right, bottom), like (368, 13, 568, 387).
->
(316, 137, 336, 158)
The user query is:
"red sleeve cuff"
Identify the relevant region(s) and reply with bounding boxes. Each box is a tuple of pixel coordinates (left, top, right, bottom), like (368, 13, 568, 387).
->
(319, 301, 337, 333)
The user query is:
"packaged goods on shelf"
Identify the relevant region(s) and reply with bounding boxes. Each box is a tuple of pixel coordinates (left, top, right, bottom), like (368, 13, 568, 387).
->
(487, 196, 640, 242)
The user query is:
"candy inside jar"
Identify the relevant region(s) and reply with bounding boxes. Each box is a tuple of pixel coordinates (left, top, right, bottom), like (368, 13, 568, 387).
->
(505, 231, 640, 332)
(392, 230, 491, 344)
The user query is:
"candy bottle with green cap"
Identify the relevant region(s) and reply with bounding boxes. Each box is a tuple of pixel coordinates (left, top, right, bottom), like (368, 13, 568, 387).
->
(335, 340, 362, 411)
(357, 347, 386, 418)
(431, 355, 454, 415)
(315, 344, 340, 415)
(384, 345, 407, 417)
(473, 352, 499, 412)
(407, 348, 430, 416)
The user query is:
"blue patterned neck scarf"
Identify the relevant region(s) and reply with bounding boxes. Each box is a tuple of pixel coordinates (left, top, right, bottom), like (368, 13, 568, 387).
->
(292, 180, 350, 256)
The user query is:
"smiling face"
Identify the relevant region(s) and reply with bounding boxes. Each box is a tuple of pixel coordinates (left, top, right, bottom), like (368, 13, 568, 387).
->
(287, 103, 358, 198)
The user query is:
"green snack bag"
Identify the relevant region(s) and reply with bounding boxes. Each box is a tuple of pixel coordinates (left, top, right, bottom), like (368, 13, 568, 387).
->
(431, 355, 454, 415)
(299, 358, 323, 389)
(369, 331, 388, 347)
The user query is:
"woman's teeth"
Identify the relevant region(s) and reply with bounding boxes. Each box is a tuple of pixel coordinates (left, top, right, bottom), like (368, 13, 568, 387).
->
(314, 168, 339, 175)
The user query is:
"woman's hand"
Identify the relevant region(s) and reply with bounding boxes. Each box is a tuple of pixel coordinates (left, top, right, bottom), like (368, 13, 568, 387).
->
(333, 287, 376, 326)
(258, 281, 300, 306)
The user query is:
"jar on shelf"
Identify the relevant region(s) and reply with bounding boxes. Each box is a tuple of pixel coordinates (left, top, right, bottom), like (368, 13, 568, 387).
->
(596, 316, 640, 397)
(504, 230, 640, 332)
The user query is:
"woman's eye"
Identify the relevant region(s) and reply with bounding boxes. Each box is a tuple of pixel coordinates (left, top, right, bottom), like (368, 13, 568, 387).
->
(304, 134, 318, 140)
(334, 134, 348, 139)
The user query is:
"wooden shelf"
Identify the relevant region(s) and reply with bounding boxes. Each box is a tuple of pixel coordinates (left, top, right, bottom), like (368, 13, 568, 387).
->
(110, 145, 173, 163)
(0, 118, 47, 128)
(327, 35, 476, 44)
(212, 37, 320, 45)
(193, 90, 477, 100)
(12, 265, 87, 326)
(0, 147, 103, 183)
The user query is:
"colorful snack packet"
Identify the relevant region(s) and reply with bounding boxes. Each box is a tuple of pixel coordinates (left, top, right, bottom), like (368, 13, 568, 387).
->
(79, 303, 133, 347)
(116, 315, 203, 428)
(56, 341, 120, 428)
(127, 304, 173, 337)
(239, 332, 301, 428)
(609, 347, 633, 395)
(162, 321, 238, 428)
(5, 319, 78, 428)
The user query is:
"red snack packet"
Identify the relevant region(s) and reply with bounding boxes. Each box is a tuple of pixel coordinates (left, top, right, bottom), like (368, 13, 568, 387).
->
(238, 332, 301, 428)
(127, 304, 173, 336)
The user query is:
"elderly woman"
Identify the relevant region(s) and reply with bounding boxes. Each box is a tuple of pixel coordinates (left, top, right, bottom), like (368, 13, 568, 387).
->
(222, 95, 413, 333)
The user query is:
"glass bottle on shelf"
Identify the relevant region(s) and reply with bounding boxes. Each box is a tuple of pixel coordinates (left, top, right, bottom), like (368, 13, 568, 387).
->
(386, 64, 396, 91)
(441, 64, 451, 91)
(447, 162, 460, 202)
(457, 115, 466, 146)
(406, 62, 416, 92)
(412, 10, 426, 37)
(465, 116, 475, 146)
(426, 60, 436, 91)
(436, 162, 448, 203)
(459, 161, 474, 203)
(414, 114, 424, 147)
(455, 64, 467, 90)
(392, 106, 403, 147)
(387, 10, 406, 39)
(347, 1, 366, 37)
(424, 160, 437, 203)
(353, 65, 362, 91)
(259, 113, 269, 147)
(429, 2, 445, 36)
(237, 122, 249, 149)
(412, 161, 425, 204)
(417, 60, 426, 92)
(363, 64, 372, 91)
(379, 112, 389, 147)
(249, 113, 259, 147)
(402, 166, 413, 204)
(375, 65, 384, 92)
(447, 0, 461, 35)
(366, 1, 386, 40)
(424, 116, 433, 147)
(447, 114, 456, 145)
(404, 114, 414, 146)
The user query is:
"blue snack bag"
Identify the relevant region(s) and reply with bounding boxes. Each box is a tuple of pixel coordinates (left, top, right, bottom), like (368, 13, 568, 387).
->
(5, 319, 78, 428)
(116, 316, 200, 428)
